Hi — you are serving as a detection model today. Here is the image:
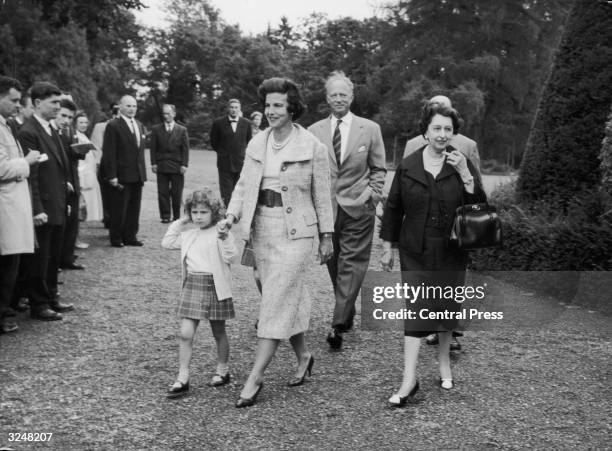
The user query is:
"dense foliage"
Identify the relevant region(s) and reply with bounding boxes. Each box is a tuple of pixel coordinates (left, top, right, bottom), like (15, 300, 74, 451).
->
(517, 0, 612, 206)
(1, 0, 573, 161)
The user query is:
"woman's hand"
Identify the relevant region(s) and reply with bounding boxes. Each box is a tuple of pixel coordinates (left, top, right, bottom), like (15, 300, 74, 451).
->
(318, 235, 333, 264)
(380, 242, 394, 272)
(224, 214, 236, 230)
(443, 149, 469, 175)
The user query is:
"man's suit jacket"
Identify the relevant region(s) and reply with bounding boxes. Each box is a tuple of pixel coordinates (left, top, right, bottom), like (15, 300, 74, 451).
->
(59, 127, 84, 196)
(309, 114, 387, 219)
(17, 117, 70, 226)
(403, 133, 481, 173)
(150, 123, 189, 173)
(101, 117, 147, 184)
(209, 117, 252, 173)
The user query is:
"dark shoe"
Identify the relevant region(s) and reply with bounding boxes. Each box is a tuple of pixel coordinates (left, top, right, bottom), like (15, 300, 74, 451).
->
(440, 378, 454, 390)
(235, 383, 263, 408)
(161, 219, 171, 223)
(166, 380, 189, 399)
(450, 338, 462, 351)
(326, 328, 343, 350)
(124, 240, 144, 247)
(1, 318, 19, 334)
(453, 331, 463, 337)
(425, 333, 439, 345)
(50, 300, 74, 313)
(60, 262, 85, 270)
(110, 241, 124, 248)
(31, 308, 63, 321)
(208, 373, 231, 387)
(288, 354, 314, 387)
(13, 297, 29, 312)
(388, 381, 420, 408)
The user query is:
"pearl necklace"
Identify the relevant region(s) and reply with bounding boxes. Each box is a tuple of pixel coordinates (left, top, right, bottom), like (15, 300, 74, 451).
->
(271, 129, 293, 151)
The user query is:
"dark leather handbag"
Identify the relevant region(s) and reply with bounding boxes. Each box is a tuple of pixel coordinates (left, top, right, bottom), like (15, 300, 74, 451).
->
(451, 203, 502, 250)
(241, 239, 256, 267)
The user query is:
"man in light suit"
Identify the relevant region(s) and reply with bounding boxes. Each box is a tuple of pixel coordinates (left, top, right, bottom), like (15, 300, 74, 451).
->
(150, 104, 189, 223)
(309, 71, 387, 350)
(101, 95, 146, 247)
(209, 99, 252, 207)
(403, 95, 481, 175)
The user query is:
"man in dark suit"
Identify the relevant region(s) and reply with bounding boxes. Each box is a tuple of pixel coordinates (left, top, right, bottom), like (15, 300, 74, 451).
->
(209, 99, 252, 206)
(18, 82, 75, 320)
(150, 104, 189, 223)
(55, 98, 85, 270)
(309, 71, 387, 350)
(101, 95, 146, 247)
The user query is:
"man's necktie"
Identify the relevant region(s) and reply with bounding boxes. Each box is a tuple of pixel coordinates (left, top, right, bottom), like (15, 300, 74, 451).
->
(131, 119, 140, 146)
(333, 119, 342, 166)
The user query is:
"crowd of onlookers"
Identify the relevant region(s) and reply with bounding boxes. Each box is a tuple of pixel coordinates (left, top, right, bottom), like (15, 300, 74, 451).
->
(0, 76, 124, 332)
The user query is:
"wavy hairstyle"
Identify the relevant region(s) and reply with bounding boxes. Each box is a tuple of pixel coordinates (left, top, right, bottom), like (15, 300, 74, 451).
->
(257, 77, 305, 120)
(183, 188, 226, 225)
(418, 102, 461, 138)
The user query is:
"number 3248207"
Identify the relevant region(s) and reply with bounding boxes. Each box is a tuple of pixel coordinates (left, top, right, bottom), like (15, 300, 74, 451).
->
(8, 432, 53, 441)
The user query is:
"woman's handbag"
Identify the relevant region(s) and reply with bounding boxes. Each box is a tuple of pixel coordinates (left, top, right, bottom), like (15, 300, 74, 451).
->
(241, 239, 257, 267)
(451, 202, 502, 250)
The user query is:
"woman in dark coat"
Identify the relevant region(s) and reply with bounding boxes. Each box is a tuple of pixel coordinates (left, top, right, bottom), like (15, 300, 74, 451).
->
(379, 102, 486, 406)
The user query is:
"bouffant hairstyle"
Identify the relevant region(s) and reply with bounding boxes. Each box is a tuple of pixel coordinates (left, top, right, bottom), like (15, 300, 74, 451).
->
(183, 188, 226, 224)
(257, 77, 305, 120)
(418, 102, 461, 138)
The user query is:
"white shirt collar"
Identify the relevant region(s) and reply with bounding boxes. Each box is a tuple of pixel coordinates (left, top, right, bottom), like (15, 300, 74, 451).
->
(121, 114, 136, 125)
(34, 113, 52, 131)
(331, 111, 353, 128)
(228, 116, 239, 122)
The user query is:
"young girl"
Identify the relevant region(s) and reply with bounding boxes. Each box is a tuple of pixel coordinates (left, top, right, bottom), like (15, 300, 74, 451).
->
(161, 188, 238, 399)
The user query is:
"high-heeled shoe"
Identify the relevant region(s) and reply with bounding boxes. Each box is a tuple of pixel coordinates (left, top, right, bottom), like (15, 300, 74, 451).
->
(440, 378, 454, 390)
(287, 355, 314, 387)
(166, 380, 189, 399)
(388, 380, 419, 408)
(235, 383, 263, 408)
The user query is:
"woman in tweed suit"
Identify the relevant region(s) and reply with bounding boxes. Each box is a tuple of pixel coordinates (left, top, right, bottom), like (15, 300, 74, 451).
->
(224, 77, 334, 407)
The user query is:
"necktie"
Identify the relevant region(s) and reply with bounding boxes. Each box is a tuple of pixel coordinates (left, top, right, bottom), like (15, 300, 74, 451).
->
(131, 119, 140, 146)
(333, 119, 342, 166)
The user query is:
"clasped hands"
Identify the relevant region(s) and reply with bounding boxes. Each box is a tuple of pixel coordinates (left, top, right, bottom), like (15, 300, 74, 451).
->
(380, 241, 394, 272)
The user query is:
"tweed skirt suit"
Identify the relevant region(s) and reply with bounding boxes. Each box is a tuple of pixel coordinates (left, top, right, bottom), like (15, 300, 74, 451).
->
(227, 125, 334, 339)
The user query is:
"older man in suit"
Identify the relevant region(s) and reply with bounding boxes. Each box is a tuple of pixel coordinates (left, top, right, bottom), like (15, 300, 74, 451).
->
(150, 104, 189, 223)
(18, 82, 75, 320)
(403, 95, 481, 174)
(210, 98, 252, 207)
(101, 95, 147, 247)
(0, 76, 38, 332)
(309, 71, 387, 350)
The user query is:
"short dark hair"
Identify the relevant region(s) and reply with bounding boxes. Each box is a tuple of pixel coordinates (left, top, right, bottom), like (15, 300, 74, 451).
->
(418, 102, 461, 137)
(183, 188, 226, 224)
(0, 76, 23, 96)
(60, 98, 77, 112)
(30, 82, 61, 103)
(257, 77, 305, 121)
(73, 110, 88, 125)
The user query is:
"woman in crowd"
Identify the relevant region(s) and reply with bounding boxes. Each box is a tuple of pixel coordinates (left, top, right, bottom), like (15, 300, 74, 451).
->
(223, 77, 334, 407)
(250, 111, 263, 136)
(379, 102, 485, 406)
(74, 111, 103, 224)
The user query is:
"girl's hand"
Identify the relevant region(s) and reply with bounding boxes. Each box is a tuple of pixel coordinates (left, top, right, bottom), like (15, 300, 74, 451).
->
(443, 149, 469, 175)
(217, 220, 229, 240)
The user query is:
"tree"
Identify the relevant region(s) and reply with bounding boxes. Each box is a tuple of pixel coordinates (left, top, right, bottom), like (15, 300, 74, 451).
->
(517, 0, 612, 206)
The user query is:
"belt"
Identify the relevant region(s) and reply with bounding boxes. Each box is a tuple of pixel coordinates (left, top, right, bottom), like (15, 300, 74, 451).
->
(258, 189, 283, 207)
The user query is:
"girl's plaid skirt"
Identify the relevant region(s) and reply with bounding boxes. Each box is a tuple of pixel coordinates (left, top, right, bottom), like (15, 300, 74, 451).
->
(177, 273, 235, 321)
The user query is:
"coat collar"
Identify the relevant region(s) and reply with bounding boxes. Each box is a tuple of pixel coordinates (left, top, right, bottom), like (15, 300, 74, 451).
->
(401, 145, 458, 185)
(246, 124, 314, 163)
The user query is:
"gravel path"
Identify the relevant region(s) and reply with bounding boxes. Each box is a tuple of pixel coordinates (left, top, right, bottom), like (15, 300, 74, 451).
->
(1, 150, 610, 450)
